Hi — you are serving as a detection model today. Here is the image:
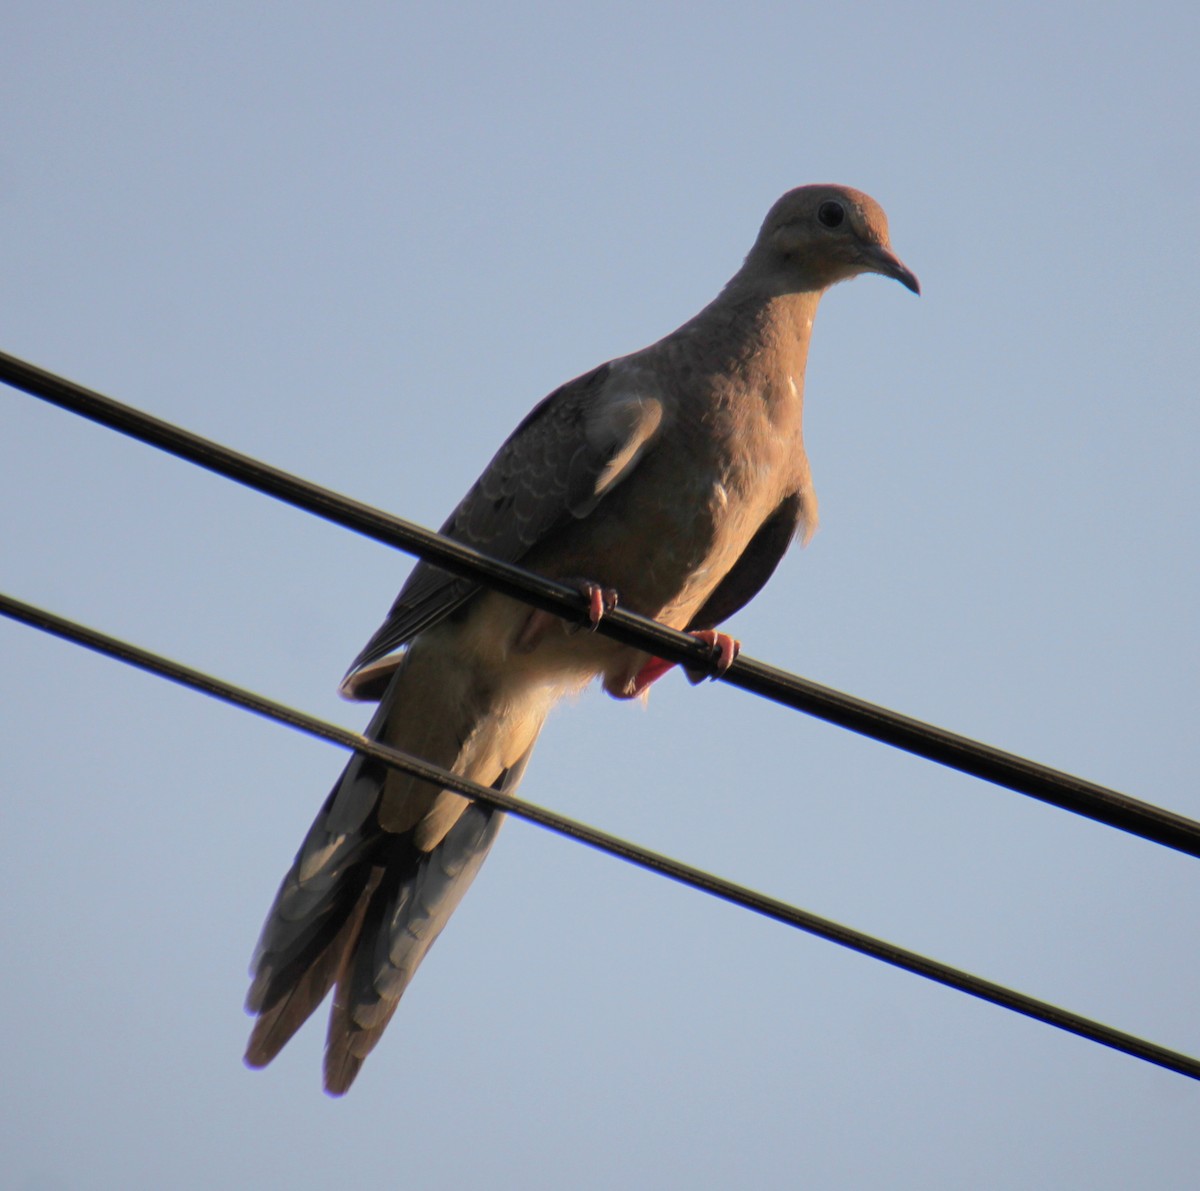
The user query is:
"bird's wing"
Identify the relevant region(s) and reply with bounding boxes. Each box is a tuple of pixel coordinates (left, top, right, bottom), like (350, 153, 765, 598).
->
(685, 492, 807, 631)
(341, 361, 663, 698)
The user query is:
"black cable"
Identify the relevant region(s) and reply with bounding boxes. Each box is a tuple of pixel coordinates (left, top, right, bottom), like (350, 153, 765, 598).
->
(2, 347, 1198, 861)
(3, 588, 1196, 1083)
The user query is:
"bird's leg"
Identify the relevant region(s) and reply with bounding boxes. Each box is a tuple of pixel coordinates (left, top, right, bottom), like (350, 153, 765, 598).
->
(514, 579, 619, 653)
(615, 629, 741, 698)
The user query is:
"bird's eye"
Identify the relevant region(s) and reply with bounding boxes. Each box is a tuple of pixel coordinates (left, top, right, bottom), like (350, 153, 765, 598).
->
(817, 200, 845, 229)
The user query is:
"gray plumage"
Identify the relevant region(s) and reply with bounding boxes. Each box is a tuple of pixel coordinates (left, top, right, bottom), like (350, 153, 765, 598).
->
(244, 184, 918, 1094)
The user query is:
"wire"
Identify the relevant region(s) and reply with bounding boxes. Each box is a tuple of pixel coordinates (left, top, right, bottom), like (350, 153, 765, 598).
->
(3, 347, 1197, 858)
(3, 588, 1196, 1083)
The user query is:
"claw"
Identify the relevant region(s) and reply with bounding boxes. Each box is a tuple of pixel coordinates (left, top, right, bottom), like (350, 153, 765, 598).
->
(580, 581, 619, 629)
(516, 578, 619, 653)
(684, 630, 740, 684)
(622, 629, 742, 697)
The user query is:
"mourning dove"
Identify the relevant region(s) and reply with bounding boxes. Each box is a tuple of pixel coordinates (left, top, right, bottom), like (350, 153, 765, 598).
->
(245, 184, 919, 1094)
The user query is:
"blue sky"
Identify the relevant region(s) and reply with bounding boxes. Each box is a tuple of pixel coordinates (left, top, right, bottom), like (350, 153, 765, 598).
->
(2, 3, 1198, 1188)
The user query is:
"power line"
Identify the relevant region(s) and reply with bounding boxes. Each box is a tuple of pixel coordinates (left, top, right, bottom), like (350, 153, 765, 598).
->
(2, 347, 1197, 859)
(3, 587, 1196, 1084)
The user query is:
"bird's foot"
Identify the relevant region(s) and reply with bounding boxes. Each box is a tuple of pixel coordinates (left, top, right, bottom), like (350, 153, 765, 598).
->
(614, 630, 741, 698)
(571, 580, 619, 632)
(684, 630, 741, 682)
(515, 579, 619, 653)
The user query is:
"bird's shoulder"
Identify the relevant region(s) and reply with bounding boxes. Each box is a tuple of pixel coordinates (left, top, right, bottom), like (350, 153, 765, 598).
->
(338, 358, 665, 697)
(450, 358, 664, 539)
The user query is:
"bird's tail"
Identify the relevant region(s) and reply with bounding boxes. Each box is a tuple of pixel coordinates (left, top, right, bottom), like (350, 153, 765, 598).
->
(244, 652, 539, 1095)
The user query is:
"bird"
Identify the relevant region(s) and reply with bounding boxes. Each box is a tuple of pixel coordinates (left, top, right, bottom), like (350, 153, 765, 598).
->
(244, 184, 919, 1095)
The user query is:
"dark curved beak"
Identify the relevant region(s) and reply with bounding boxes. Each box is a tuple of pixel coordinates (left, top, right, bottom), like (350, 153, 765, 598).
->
(864, 244, 921, 295)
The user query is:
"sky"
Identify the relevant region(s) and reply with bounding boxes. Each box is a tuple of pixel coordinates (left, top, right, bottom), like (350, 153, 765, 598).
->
(2, 3, 1198, 1188)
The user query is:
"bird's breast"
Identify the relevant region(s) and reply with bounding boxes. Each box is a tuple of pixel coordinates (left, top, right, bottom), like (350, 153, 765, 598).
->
(544, 405, 801, 626)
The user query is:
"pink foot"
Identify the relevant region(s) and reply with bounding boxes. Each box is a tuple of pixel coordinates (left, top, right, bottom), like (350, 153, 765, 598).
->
(688, 629, 741, 679)
(515, 579, 619, 652)
(576, 580, 619, 630)
(624, 629, 741, 696)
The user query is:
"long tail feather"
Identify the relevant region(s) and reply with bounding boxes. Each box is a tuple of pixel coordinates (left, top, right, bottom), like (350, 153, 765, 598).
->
(323, 797, 506, 1094)
(244, 661, 537, 1093)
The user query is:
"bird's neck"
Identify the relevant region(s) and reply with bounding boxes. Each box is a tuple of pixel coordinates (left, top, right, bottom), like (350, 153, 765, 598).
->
(683, 285, 823, 400)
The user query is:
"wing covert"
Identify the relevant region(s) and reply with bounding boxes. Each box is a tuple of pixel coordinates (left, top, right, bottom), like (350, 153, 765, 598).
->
(341, 362, 662, 698)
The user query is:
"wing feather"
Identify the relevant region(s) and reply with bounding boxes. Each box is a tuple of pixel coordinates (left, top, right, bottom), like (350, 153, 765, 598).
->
(340, 362, 662, 698)
(685, 493, 806, 631)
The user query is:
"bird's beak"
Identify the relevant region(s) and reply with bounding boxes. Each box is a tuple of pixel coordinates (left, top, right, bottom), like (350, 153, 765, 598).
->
(862, 244, 920, 295)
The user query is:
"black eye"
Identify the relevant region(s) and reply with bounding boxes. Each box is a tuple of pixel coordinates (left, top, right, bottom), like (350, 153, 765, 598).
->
(817, 200, 845, 229)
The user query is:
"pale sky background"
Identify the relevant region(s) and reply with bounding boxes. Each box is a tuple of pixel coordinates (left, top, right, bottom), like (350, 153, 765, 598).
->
(2, 4, 1198, 1188)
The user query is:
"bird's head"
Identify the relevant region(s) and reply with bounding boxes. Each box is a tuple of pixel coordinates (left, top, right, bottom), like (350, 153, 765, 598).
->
(746, 184, 919, 296)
